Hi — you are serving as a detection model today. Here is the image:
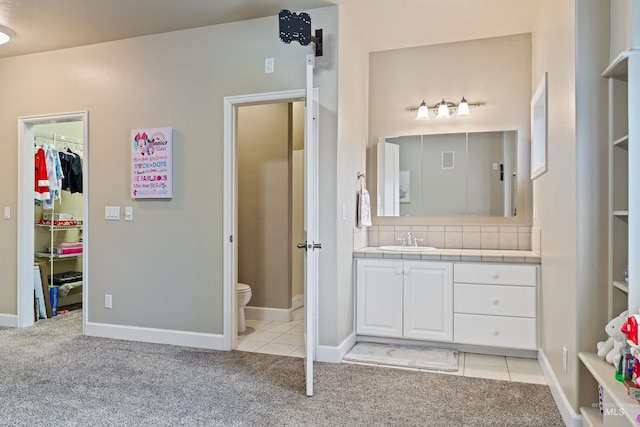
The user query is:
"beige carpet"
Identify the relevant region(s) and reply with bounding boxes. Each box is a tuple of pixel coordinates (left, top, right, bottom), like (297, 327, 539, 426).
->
(0, 310, 564, 426)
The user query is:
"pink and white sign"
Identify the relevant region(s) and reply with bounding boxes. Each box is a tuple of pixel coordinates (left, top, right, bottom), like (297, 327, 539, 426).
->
(131, 127, 173, 199)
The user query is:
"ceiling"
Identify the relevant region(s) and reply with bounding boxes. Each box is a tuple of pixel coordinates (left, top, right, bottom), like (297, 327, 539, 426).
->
(0, 0, 541, 59)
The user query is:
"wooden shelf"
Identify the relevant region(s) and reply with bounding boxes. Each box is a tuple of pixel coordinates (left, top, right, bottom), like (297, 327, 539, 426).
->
(602, 51, 630, 80)
(580, 406, 603, 427)
(579, 352, 640, 424)
(613, 210, 629, 217)
(613, 135, 629, 150)
(613, 280, 629, 293)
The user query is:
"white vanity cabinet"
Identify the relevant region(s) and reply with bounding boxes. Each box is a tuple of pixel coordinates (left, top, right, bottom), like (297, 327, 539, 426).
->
(453, 263, 538, 350)
(355, 259, 453, 342)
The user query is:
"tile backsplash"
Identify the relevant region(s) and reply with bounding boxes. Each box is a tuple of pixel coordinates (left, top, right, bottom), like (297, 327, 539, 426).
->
(358, 225, 533, 251)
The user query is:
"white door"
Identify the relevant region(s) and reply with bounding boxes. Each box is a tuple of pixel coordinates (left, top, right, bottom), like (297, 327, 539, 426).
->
(301, 54, 320, 397)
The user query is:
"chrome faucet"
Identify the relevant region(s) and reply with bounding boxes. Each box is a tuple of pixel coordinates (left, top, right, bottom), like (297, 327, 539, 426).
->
(399, 231, 423, 247)
(405, 232, 413, 247)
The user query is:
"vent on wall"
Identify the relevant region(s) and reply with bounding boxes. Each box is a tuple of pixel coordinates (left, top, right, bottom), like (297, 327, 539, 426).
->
(442, 151, 454, 169)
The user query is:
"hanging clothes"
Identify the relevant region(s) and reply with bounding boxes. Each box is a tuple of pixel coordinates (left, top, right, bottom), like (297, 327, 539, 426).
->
(59, 149, 83, 194)
(43, 145, 64, 209)
(34, 147, 50, 201)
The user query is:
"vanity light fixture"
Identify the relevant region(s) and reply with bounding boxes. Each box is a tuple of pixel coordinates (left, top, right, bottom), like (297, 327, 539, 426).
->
(0, 25, 15, 45)
(413, 97, 479, 120)
(436, 99, 450, 119)
(415, 100, 430, 120)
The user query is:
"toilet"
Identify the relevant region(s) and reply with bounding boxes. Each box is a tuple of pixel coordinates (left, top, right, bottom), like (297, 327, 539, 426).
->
(237, 283, 252, 333)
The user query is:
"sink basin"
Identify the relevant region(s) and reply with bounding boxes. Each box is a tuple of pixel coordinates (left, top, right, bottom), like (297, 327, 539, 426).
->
(377, 245, 437, 252)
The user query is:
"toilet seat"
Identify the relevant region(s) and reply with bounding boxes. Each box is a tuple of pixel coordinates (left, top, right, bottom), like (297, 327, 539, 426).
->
(237, 283, 251, 293)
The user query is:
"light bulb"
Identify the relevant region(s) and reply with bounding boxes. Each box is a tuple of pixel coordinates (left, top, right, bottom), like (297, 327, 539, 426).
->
(415, 101, 430, 120)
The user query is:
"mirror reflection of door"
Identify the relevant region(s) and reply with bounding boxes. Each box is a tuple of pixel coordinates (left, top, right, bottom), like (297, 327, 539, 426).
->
(378, 130, 517, 217)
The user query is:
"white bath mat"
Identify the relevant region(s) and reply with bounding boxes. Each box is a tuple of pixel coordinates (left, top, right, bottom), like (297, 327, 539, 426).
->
(343, 342, 458, 372)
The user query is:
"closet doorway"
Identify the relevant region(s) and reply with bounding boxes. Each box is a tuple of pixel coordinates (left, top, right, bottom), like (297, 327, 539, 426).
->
(17, 112, 89, 329)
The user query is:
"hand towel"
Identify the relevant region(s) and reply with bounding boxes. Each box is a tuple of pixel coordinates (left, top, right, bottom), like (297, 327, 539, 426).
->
(358, 187, 372, 227)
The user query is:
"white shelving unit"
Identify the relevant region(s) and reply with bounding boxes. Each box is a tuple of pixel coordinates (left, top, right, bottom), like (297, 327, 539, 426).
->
(580, 48, 640, 426)
(579, 353, 640, 426)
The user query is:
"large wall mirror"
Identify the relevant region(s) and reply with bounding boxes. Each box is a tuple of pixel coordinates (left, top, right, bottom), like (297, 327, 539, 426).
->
(377, 130, 518, 217)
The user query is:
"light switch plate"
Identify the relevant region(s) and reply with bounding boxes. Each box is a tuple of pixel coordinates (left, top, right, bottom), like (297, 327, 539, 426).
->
(125, 207, 133, 221)
(105, 206, 120, 220)
(3, 207, 9, 219)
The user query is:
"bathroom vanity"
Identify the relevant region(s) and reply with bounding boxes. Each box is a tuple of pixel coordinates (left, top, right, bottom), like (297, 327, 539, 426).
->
(353, 248, 540, 354)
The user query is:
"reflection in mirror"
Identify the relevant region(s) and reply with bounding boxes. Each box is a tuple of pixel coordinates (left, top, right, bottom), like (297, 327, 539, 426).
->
(377, 131, 517, 217)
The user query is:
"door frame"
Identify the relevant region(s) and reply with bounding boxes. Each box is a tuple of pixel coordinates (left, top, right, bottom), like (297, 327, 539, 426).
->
(222, 89, 314, 350)
(17, 111, 89, 329)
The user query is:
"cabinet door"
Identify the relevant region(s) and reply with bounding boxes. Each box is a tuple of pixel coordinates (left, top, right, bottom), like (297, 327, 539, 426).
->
(403, 261, 453, 342)
(356, 259, 403, 338)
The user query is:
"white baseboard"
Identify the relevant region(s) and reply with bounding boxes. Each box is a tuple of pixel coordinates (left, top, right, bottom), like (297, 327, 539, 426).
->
(292, 295, 304, 311)
(538, 348, 582, 427)
(0, 314, 18, 328)
(316, 331, 357, 363)
(85, 322, 226, 351)
(245, 305, 293, 322)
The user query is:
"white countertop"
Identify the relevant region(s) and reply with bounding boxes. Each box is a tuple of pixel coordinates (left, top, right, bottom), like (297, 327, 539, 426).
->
(353, 247, 541, 264)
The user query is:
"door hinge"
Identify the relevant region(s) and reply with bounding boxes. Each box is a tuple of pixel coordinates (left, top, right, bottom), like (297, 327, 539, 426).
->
(229, 235, 233, 243)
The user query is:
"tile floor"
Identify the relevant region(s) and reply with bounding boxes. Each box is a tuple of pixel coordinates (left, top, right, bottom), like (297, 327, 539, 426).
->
(237, 308, 546, 385)
(237, 307, 306, 358)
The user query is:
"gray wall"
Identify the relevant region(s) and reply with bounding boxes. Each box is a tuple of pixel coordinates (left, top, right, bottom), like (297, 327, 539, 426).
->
(0, 7, 350, 346)
(532, 0, 610, 414)
(368, 33, 532, 226)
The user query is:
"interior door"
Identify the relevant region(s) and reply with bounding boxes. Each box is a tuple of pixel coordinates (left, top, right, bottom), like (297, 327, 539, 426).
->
(303, 54, 319, 397)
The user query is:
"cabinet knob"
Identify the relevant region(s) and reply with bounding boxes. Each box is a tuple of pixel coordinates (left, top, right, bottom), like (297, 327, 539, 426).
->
(491, 298, 499, 305)
(491, 272, 499, 280)
(491, 328, 499, 336)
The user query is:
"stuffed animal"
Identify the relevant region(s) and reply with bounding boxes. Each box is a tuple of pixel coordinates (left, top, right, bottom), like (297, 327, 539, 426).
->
(597, 310, 629, 367)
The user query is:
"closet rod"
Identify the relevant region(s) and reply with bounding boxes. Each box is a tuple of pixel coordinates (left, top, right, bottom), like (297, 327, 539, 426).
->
(34, 130, 83, 146)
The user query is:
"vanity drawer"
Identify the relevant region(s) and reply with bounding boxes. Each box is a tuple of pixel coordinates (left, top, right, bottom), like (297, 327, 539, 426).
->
(454, 313, 537, 350)
(454, 283, 536, 318)
(454, 263, 536, 287)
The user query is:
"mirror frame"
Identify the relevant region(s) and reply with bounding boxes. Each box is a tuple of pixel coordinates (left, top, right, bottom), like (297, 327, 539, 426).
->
(531, 72, 548, 180)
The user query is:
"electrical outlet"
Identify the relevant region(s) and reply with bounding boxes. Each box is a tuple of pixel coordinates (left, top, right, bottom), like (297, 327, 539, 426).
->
(105, 294, 112, 309)
(562, 346, 568, 372)
(265, 57, 274, 74)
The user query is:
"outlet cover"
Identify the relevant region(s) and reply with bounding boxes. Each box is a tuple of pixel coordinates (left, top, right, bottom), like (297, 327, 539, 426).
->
(265, 57, 274, 74)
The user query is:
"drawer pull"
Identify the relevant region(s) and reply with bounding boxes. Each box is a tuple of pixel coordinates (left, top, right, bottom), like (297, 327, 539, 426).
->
(491, 272, 499, 279)
(491, 328, 499, 336)
(491, 298, 499, 305)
